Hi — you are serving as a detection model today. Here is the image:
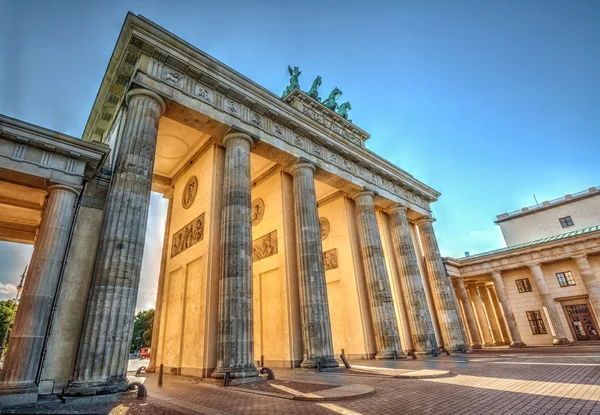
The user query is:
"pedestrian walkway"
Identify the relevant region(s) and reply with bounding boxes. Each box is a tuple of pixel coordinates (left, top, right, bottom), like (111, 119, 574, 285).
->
(142, 351, 600, 414)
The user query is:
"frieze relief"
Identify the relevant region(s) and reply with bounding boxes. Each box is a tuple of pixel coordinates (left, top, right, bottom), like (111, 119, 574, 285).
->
(146, 57, 431, 212)
(171, 213, 205, 258)
(323, 249, 338, 271)
(319, 218, 330, 240)
(251, 198, 265, 226)
(253, 230, 278, 262)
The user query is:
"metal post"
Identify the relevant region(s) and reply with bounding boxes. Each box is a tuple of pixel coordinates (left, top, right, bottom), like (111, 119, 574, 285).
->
(158, 364, 163, 387)
(224, 372, 231, 387)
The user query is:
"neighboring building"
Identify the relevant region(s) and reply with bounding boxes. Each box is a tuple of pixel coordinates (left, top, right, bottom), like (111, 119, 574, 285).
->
(0, 13, 468, 405)
(444, 187, 600, 348)
(496, 187, 600, 246)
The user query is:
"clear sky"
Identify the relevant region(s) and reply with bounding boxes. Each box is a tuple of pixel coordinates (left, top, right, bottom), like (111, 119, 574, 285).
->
(0, 0, 598, 309)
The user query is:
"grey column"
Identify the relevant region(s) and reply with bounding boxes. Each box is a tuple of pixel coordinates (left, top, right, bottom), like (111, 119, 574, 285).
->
(454, 278, 482, 349)
(352, 191, 405, 359)
(416, 218, 466, 351)
(490, 272, 525, 347)
(147, 192, 173, 372)
(572, 254, 600, 321)
(0, 185, 78, 400)
(64, 89, 166, 396)
(211, 132, 258, 379)
(528, 264, 570, 345)
(387, 206, 437, 353)
(468, 284, 493, 346)
(290, 162, 337, 368)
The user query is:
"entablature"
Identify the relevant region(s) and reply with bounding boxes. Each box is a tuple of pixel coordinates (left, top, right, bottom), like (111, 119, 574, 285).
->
(82, 13, 440, 213)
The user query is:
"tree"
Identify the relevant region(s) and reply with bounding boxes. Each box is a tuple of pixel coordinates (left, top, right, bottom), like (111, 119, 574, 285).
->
(0, 300, 17, 357)
(130, 309, 154, 353)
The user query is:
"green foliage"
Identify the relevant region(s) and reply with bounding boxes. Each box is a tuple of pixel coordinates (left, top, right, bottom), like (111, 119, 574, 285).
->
(130, 309, 154, 353)
(0, 300, 17, 355)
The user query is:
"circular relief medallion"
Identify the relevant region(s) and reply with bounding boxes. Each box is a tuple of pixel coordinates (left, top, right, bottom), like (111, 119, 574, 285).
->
(182, 176, 198, 209)
(319, 217, 330, 240)
(251, 198, 265, 226)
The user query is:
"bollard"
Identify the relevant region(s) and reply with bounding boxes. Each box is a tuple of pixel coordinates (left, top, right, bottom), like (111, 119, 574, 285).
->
(224, 372, 231, 387)
(393, 350, 398, 361)
(158, 364, 163, 387)
(135, 366, 147, 376)
(431, 348, 439, 357)
(407, 351, 417, 360)
(441, 348, 451, 356)
(128, 382, 147, 399)
(339, 354, 351, 369)
(260, 355, 264, 368)
(317, 361, 322, 373)
(259, 367, 275, 380)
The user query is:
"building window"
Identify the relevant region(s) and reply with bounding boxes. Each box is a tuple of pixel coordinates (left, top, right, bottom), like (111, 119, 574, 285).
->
(556, 271, 576, 287)
(515, 278, 533, 293)
(559, 216, 574, 228)
(526, 310, 547, 335)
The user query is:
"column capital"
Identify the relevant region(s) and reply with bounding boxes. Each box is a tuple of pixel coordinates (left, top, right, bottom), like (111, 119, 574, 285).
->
(47, 184, 80, 197)
(571, 252, 588, 261)
(490, 271, 503, 279)
(221, 132, 254, 148)
(414, 216, 435, 226)
(126, 88, 167, 115)
(386, 204, 408, 216)
(289, 161, 316, 175)
(351, 189, 375, 201)
(527, 262, 542, 270)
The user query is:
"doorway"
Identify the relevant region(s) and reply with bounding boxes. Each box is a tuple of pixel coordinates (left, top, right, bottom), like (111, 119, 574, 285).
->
(565, 304, 599, 341)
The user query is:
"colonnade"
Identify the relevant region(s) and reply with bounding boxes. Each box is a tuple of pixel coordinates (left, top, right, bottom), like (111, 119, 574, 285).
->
(0, 87, 467, 398)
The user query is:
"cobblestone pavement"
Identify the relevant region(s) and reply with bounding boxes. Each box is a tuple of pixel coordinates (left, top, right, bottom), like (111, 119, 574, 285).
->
(143, 351, 600, 415)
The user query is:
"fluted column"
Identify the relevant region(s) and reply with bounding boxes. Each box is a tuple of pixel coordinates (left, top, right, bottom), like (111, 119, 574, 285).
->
(572, 254, 600, 321)
(478, 284, 502, 345)
(486, 285, 510, 344)
(211, 132, 258, 379)
(147, 192, 173, 372)
(290, 163, 337, 368)
(528, 264, 570, 345)
(64, 89, 166, 396)
(353, 191, 405, 359)
(490, 272, 525, 347)
(416, 217, 466, 351)
(468, 284, 493, 346)
(0, 185, 79, 399)
(453, 278, 482, 349)
(387, 206, 437, 353)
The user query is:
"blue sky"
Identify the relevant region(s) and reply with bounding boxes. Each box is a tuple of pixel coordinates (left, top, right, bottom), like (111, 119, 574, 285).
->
(0, 0, 598, 308)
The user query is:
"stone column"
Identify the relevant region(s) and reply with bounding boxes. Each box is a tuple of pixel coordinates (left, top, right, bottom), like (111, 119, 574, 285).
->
(572, 254, 600, 321)
(416, 218, 466, 351)
(478, 284, 502, 345)
(387, 206, 437, 353)
(147, 192, 173, 372)
(468, 284, 493, 346)
(64, 89, 166, 396)
(290, 162, 338, 368)
(352, 191, 405, 359)
(453, 278, 482, 349)
(211, 132, 258, 379)
(528, 264, 570, 345)
(490, 272, 525, 347)
(486, 285, 510, 345)
(0, 185, 79, 402)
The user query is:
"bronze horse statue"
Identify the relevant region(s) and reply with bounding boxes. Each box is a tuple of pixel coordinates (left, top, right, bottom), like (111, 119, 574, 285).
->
(307, 76, 322, 101)
(322, 87, 342, 111)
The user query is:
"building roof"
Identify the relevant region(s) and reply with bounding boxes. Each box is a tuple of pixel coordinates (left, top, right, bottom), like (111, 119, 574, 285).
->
(456, 224, 600, 261)
(495, 186, 599, 223)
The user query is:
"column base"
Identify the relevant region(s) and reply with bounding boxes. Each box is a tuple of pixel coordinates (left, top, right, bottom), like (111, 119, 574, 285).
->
(471, 343, 483, 349)
(301, 357, 340, 369)
(552, 338, 571, 345)
(0, 383, 38, 407)
(375, 351, 408, 360)
(509, 341, 526, 348)
(211, 365, 259, 379)
(62, 378, 129, 397)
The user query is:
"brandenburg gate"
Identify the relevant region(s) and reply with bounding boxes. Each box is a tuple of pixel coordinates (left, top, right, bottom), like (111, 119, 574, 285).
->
(0, 13, 467, 405)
